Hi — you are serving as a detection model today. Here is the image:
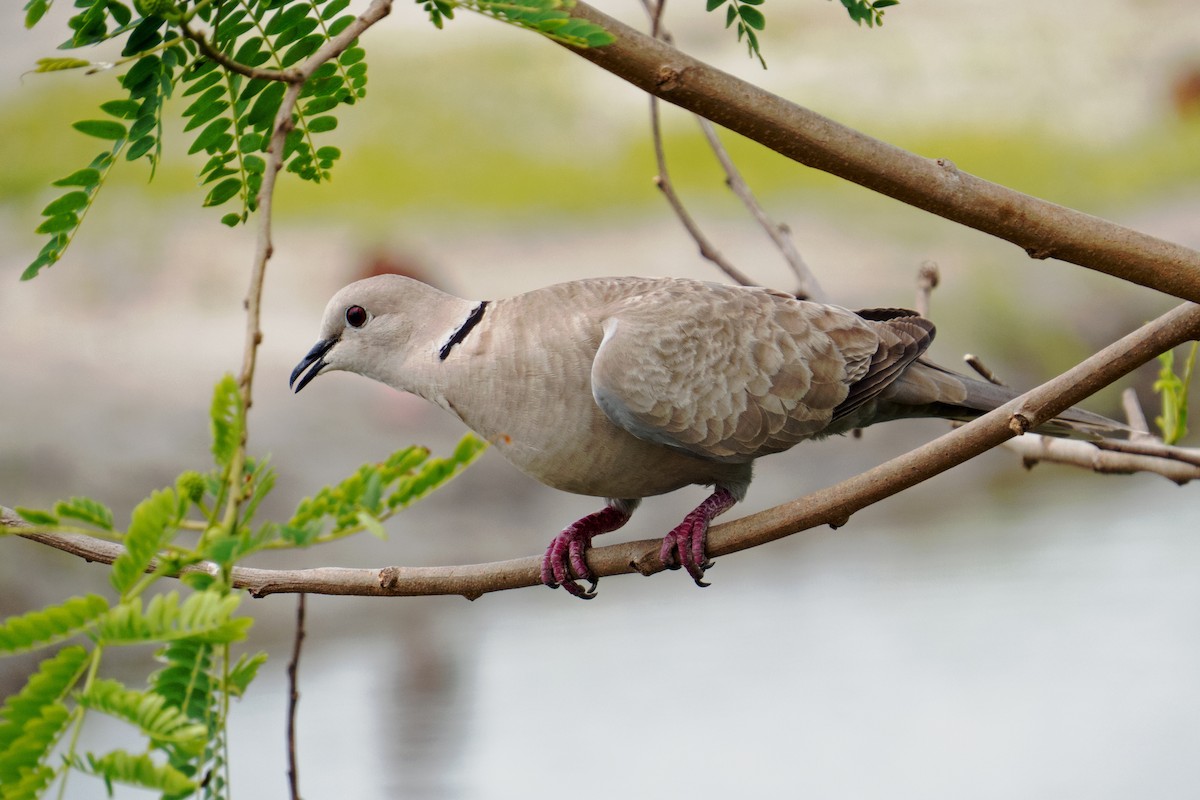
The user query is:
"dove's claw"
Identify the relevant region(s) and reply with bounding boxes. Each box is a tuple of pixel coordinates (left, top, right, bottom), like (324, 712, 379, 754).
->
(541, 502, 634, 599)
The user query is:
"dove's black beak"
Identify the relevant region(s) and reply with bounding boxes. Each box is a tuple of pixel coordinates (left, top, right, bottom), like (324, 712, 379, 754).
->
(290, 337, 337, 393)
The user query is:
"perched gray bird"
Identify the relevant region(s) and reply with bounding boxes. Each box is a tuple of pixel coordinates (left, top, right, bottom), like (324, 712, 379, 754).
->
(291, 275, 1124, 598)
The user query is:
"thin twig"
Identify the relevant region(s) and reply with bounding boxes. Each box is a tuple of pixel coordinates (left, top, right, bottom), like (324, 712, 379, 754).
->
(10, 302, 1200, 599)
(694, 116, 824, 300)
(641, 0, 755, 287)
(641, 0, 821, 297)
(649, 98, 757, 286)
(964, 354, 1005, 386)
(914, 260, 938, 318)
(1122, 387, 1153, 435)
(286, 594, 307, 800)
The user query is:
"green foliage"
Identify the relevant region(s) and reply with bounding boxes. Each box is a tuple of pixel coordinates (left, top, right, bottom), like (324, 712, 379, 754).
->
(209, 373, 243, 469)
(0, 702, 71, 793)
(3, 369, 484, 797)
(22, 0, 372, 279)
(111, 489, 181, 596)
(77, 680, 208, 753)
(75, 750, 196, 796)
(53, 497, 115, 531)
(706, 0, 767, 68)
(0, 596, 109, 656)
(833, 0, 898, 27)
(95, 591, 252, 646)
(0, 647, 90, 752)
(704, 0, 898, 67)
(418, 0, 615, 47)
(283, 433, 488, 546)
(1154, 342, 1197, 445)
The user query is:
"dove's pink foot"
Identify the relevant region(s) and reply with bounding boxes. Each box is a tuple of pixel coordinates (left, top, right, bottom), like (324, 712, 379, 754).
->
(542, 502, 634, 599)
(659, 488, 737, 587)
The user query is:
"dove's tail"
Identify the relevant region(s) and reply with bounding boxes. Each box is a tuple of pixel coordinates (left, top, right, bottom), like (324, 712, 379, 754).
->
(885, 359, 1133, 440)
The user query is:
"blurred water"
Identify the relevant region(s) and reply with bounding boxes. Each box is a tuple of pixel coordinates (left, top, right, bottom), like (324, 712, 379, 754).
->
(223, 477, 1200, 800)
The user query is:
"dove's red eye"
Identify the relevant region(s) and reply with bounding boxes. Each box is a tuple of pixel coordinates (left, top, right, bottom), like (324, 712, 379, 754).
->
(345, 305, 368, 328)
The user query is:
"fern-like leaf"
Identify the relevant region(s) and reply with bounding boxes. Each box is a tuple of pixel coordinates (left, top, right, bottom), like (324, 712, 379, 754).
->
(0, 596, 109, 656)
(150, 638, 216, 723)
(95, 591, 251, 646)
(0, 701, 71, 788)
(0, 646, 90, 753)
(24, 144, 123, 280)
(225, 651, 267, 698)
(210, 373, 242, 469)
(283, 434, 487, 545)
(111, 488, 180, 596)
(77, 749, 196, 795)
(53, 496, 115, 531)
(0, 763, 56, 800)
(77, 679, 208, 754)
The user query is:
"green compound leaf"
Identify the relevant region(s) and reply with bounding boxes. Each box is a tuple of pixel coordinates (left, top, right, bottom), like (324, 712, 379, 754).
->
(0, 646, 90, 753)
(738, 4, 765, 30)
(54, 496, 115, 531)
(226, 651, 268, 698)
(203, 177, 243, 207)
(76, 749, 196, 795)
(13, 508, 58, 526)
(285, 434, 488, 546)
(33, 57, 92, 72)
(210, 374, 243, 469)
(72, 119, 128, 140)
(0, 701, 71, 789)
(95, 590, 251, 646)
(52, 167, 102, 188)
(110, 488, 179, 596)
(0, 595, 109, 656)
(77, 679, 208, 754)
(39, 192, 89, 217)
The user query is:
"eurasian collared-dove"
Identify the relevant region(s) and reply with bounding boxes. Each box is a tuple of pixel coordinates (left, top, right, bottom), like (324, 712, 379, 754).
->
(291, 275, 1124, 598)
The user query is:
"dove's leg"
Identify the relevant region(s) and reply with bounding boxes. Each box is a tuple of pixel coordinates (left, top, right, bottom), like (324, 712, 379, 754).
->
(659, 487, 737, 587)
(542, 499, 637, 599)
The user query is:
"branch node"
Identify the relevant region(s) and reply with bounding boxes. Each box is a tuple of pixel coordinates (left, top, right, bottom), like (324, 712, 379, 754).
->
(629, 554, 658, 576)
(1025, 246, 1054, 260)
(378, 566, 400, 589)
(656, 64, 683, 92)
(935, 157, 959, 175)
(1009, 412, 1032, 435)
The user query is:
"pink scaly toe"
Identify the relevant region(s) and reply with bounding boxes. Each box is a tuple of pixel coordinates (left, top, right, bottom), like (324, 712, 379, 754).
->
(659, 488, 737, 587)
(541, 502, 633, 599)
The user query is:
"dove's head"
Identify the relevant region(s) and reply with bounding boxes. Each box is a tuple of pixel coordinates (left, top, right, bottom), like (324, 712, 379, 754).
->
(289, 274, 448, 393)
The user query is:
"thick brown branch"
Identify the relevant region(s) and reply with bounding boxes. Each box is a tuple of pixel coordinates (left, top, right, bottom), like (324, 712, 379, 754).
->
(558, 3, 1200, 303)
(8, 303, 1199, 600)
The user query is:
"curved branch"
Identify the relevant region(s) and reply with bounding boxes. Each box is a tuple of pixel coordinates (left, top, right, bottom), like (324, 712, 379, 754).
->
(180, 23, 300, 83)
(8, 302, 1199, 600)
(558, 3, 1200, 303)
